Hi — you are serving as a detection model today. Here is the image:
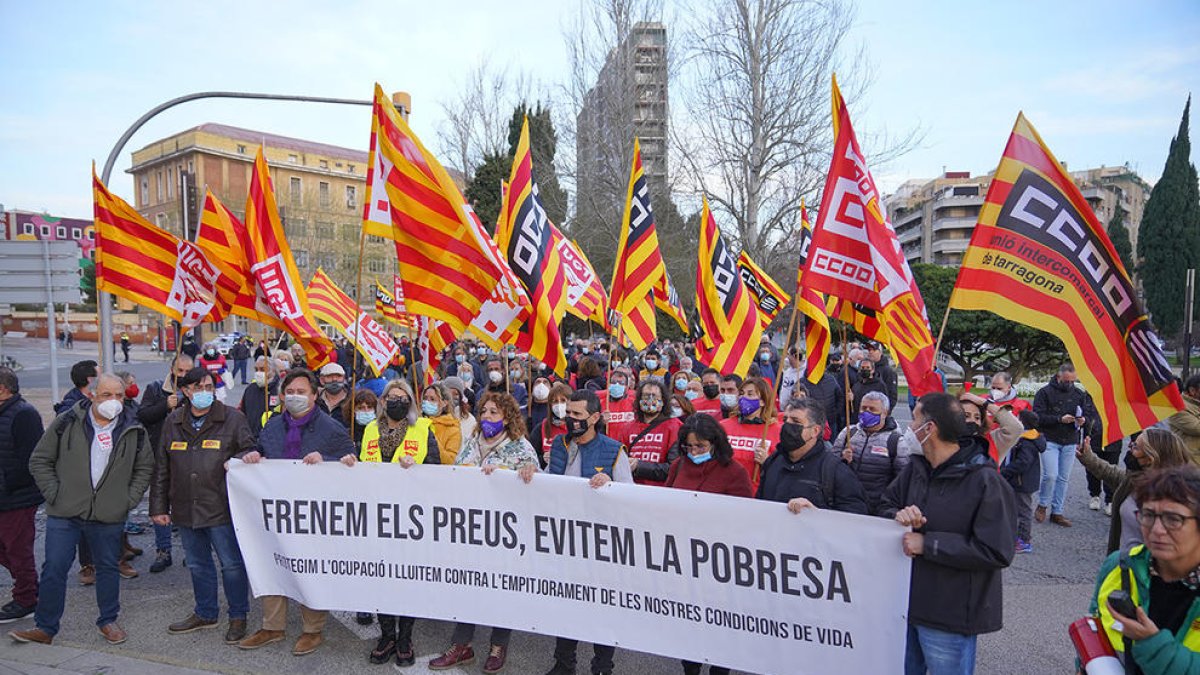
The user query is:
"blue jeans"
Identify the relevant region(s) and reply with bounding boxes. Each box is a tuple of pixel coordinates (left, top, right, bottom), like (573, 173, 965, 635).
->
(179, 524, 249, 621)
(1038, 441, 1076, 515)
(36, 517, 123, 636)
(231, 358, 249, 384)
(905, 624, 977, 675)
(154, 522, 172, 553)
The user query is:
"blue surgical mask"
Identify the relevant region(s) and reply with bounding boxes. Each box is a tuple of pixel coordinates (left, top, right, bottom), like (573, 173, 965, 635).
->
(689, 452, 712, 465)
(719, 393, 738, 409)
(355, 411, 376, 426)
(685, 390, 700, 401)
(609, 383, 626, 399)
(455, 354, 464, 363)
(645, 359, 658, 371)
(190, 390, 214, 410)
(674, 378, 688, 391)
(421, 401, 439, 417)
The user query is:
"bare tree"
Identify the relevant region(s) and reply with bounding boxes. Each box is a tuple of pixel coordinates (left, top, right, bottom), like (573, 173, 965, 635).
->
(436, 62, 531, 182)
(676, 0, 920, 281)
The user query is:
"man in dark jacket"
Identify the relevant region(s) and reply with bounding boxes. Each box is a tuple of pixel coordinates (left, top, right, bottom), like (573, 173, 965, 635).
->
(880, 392, 1017, 674)
(240, 354, 286, 441)
(757, 399, 867, 514)
(1031, 363, 1088, 526)
(832, 391, 915, 515)
(151, 367, 254, 644)
(54, 360, 97, 415)
(865, 342, 899, 411)
(12, 374, 153, 646)
(0, 368, 44, 623)
(850, 361, 889, 414)
(136, 353, 194, 572)
(794, 370, 845, 439)
(228, 338, 251, 385)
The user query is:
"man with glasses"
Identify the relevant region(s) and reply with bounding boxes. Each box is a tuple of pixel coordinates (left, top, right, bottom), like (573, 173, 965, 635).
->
(756, 399, 867, 514)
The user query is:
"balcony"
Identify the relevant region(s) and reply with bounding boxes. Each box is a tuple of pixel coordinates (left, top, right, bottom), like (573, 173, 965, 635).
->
(931, 238, 970, 254)
(932, 194, 984, 211)
(897, 226, 922, 245)
(892, 209, 922, 228)
(931, 217, 977, 233)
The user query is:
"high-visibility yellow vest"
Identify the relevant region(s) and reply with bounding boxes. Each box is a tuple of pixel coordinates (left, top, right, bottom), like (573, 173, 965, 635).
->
(1095, 544, 1200, 654)
(359, 417, 432, 464)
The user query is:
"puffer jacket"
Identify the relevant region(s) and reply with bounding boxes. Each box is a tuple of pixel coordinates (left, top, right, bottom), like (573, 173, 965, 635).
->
(0, 394, 44, 511)
(831, 416, 915, 513)
(150, 401, 254, 529)
(29, 401, 153, 524)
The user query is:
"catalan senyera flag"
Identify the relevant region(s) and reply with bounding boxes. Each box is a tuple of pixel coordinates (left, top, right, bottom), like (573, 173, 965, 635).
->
(655, 270, 690, 334)
(794, 201, 831, 383)
(800, 76, 942, 396)
(494, 118, 567, 374)
(374, 281, 410, 327)
(416, 315, 457, 384)
(950, 113, 1183, 443)
(196, 190, 280, 329)
(467, 187, 532, 351)
(559, 236, 608, 325)
(93, 169, 223, 329)
(609, 139, 670, 351)
(307, 269, 397, 376)
(737, 251, 791, 329)
(694, 197, 764, 376)
(244, 147, 334, 367)
(361, 83, 503, 336)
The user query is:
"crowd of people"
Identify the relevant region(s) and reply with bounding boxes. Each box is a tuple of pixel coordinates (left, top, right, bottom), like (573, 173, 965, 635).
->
(0, 330, 1197, 674)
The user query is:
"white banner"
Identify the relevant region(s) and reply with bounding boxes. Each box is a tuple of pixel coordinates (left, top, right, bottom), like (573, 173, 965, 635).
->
(227, 462, 911, 674)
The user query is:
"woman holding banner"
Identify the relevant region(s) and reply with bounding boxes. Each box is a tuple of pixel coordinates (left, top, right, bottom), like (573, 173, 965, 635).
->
(431, 392, 538, 673)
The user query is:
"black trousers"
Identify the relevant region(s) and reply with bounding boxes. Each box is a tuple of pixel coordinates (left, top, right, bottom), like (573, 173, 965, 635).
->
(377, 614, 415, 650)
(554, 637, 615, 673)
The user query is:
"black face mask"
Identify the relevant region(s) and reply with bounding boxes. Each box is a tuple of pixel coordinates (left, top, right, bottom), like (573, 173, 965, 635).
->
(779, 422, 807, 453)
(385, 398, 410, 421)
(324, 382, 345, 395)
(564, 416, 590, 441)
(964, 421, 981, 437)
(1054, 379, 1074, 392)
(702, 384, 720, 400)
(859, 371, 875, 381)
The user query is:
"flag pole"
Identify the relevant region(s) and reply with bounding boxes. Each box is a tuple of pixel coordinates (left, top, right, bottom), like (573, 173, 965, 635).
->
(841, 323, 852, 433)
(504, 348, 512, 395)
(932, 298, 953, 363)
(776, 298, 800, 399)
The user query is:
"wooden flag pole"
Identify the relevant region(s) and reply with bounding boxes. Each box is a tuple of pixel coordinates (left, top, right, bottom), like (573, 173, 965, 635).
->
(350, 225, 369, 399)
(504, 348, 512, 395)
(775, 298, 800, 399)
(932, 299, 953, 364)
(841, 323, 852, 432)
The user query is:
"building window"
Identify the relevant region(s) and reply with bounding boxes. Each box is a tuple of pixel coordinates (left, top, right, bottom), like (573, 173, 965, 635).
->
(319, 160, 329, 170)
(22, 223, 34, 235)
(290, 177, 302, 206)
(237, 145, 246, 155)
(316, 222, 334, 239)
(87, 229, 95, 240)
(40, 225, 50, 238)
(367, 259, 387, 274)
(346, 185, 357, 209)
(156, 171, 163, 202)
(140, 177, 150, 206)
(56, 226, 66, 239)
(288, 154, 299, 165)
(188, 159, 194, 174)
(288, 218, 307, 237)
(72, 227, 81, 239)
(294, 250, 309, 267)
(367, 234, 386, 245)
(156, 213, 167, 228)
(167, 167, 174, 199)
(348, 164, 356, 174)
(319, 182, 330, 207)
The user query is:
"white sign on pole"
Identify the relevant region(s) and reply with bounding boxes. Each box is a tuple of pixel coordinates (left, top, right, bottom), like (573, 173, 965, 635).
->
(228, 462, 912, 675)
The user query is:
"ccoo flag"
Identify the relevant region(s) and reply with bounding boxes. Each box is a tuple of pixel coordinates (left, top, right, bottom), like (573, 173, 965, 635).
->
(93, 169, 224, 329)
(949, 113, 1183, 443)
(794, 201, 832, 383)
(308, 269, 398, 376)
(196, 190, 281, 329)
(609, 139, 671, 351)
(800, 76, 942, 396)
(558, 235, 608, 326)
(694, 197, 764, 376)
(737, 251, 791, 328)
(494, 118, 568, 375)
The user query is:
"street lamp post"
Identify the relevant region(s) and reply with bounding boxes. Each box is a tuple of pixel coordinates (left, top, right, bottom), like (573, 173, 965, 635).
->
(95, 90, 392, 369)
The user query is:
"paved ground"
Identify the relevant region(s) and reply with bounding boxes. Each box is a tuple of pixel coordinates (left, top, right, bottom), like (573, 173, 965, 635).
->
(0, 337, 1110, 673)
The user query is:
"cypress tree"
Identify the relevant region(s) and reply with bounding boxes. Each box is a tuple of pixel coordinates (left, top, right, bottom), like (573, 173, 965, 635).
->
(1139, 96, 1200, 336)
(1106, 206, 1134, 275)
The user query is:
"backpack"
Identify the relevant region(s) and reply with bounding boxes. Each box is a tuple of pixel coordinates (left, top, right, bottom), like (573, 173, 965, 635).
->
(817, 451, 840, 508)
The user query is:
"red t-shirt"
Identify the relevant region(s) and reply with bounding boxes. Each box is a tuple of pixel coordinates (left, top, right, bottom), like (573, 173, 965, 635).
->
(719, 416, 782, 492)
(605, 395, 636, 448)
(691, 397, 724, 418)
(623, 417, 683, 486)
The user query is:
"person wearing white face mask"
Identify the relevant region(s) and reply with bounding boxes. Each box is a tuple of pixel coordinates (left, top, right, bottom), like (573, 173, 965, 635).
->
(235, 369, 355, 657)
(22, 373, 154, 647)
(526, 377, 553, 441)
(480, 357, 528, 411)
(879, 392, 1017, 675)
(530, 383, 573, 467)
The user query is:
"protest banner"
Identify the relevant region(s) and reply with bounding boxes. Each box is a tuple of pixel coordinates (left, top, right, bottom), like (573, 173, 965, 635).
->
(228, 462, 910, 674)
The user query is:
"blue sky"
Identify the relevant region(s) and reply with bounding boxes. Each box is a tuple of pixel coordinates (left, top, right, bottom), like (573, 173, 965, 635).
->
(1, 0, 1197, 218)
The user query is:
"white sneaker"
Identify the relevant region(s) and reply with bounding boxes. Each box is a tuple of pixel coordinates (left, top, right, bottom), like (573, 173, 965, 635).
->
(1104, 502, 1112, 516)
(1089, 496, 1102, 511)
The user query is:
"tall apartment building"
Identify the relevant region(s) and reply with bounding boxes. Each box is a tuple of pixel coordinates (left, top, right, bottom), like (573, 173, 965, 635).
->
(575, 21, 669, 215)
(887, 163, 1150, 269)
(128, 123, 396, 332)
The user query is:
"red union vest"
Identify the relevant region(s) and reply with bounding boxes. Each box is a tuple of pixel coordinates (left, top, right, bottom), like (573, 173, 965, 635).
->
(605, 395, 636, 448)
(541, 419, 568, 457)
(720, 416, 782, 491)
(691, 397, 724, 418)
(623, 416, 683, 486)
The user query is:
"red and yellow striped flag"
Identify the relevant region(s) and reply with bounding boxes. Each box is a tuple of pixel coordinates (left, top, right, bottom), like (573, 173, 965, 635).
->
(361, 83, 502, 335)
(244, 147, 334, 367)
(93, 169, 224, 329)
(195, 190, 276, 328)
(694, 197, 763, 376)
(736, 251, 791, 329)
(950, 113, 1183, 443)
(609, 139, 670, 351)
(494, 118, 567, 374)
(374, 281, 408, 326)
(655, 270, 690, 334)
(794, 201, 832, 383)
(559, 236, 608, 325)
(308, 269, 397, 376)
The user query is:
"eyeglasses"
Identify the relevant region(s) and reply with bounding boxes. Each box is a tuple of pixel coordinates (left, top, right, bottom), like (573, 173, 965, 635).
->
(1135, 509, 1198, 531)
(680, 443, 712, 452)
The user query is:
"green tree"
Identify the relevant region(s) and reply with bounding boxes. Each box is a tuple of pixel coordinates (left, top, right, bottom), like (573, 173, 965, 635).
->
(912, 263, 1065, 383)
(507, 102, 568, 226)
(1107, 206, 1135, 275)
(1139, 96, 1200, 336)
(464, 151, 511, 232)
(79, 258, 96, 305)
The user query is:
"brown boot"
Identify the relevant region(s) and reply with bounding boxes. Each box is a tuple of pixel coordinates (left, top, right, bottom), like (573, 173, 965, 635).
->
(292, 632, 323, 656)
(238, 629, 285, 650)
(79, 565, 96, 586)
(1050, 514, 1072, 527)
(224, 619, 248, 645)
(9, 628, 53, 644)
(118, 560, 138, 579)
(483, 644, 508, 673)
(1034, 505, 1047, 523)
(429, 643, 475, 670)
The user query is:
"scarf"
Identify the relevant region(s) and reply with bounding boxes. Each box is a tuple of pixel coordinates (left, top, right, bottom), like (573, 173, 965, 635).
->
(283, 406, 319, 460)
(379, 419, 409, 462)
